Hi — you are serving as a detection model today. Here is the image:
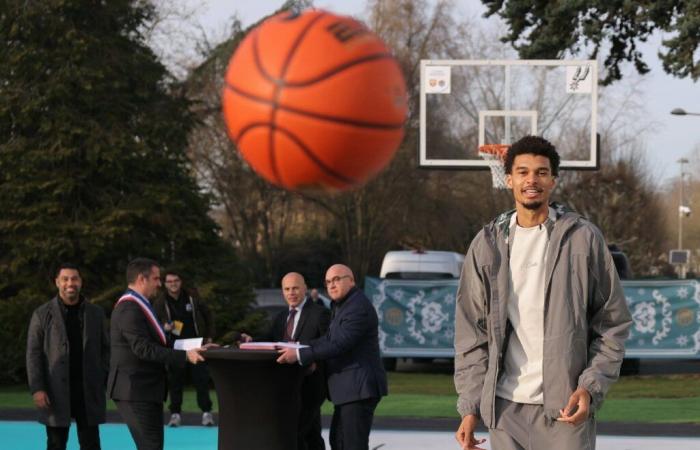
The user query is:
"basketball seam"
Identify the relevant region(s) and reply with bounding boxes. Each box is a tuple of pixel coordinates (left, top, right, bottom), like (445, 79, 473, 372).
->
(225, 82, 405, 130)
(280, 53, 398, 87)
(256, 11, 328, 186)
(236, 122, 357, 187)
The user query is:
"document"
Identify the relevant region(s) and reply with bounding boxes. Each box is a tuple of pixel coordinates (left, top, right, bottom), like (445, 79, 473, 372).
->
(239, 342, 309, 350)
(174, 337, 203, 350)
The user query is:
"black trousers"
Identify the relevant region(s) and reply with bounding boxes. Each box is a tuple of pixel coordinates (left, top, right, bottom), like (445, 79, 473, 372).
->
(46, 423, 100, 450)
(298, 403, 325, 450)
(167, 361, 213, 413)
(115, 400, 164, 450)
(329, 397, 379, 450)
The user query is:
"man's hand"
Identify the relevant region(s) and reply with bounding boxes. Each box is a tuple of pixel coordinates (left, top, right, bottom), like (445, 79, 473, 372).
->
(276, 347, 298, 364)
(455, 414, 486, 449)
(163, 322, 173, 332)
(557, 387, 591, 426)
(305, 362, 317, 375)
(32, 390, 51, 410)
(186, 348, 205, 364)
(240, 333, 253, 343)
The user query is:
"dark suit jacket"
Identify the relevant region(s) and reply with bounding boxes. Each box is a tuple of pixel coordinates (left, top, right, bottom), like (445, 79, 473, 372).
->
(299, 287, 388, 406)
(261, 299, 331, 408)
(108, 299, 186, 403)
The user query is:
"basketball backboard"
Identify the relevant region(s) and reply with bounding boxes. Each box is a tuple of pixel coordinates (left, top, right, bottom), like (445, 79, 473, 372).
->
(419, 59, 598, 170)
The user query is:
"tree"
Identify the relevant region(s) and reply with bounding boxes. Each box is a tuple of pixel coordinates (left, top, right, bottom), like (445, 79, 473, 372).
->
(660, 145, 700, 276)
(0, 0, 253, 383)
(557, 148, 668, 276)
(185, 2, 312, 287)
(481, 0, 700, 84)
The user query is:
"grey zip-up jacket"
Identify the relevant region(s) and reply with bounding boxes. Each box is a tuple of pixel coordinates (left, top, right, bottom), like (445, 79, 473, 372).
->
(454, 203, 632, 427)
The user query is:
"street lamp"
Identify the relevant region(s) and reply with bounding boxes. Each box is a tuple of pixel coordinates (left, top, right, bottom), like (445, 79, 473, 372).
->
(677, 158, 689, 278)
(678, 158, 688, 248)
(670, 107, 698, 278)
(671, 107, 700, 116)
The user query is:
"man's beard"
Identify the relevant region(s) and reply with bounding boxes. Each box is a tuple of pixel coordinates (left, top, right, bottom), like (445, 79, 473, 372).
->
(523, 200, 544, 210)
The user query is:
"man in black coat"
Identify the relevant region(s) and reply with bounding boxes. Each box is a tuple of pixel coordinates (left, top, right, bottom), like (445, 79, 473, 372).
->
(153, 270, 216, 427)
(26, 263, 110, 450)
(108, 258, 205, 450)
(277, 264, 388, 450)
(250, 272, 330, 450)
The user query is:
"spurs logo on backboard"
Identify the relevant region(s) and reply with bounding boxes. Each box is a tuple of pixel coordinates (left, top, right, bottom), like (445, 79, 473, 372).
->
(566, 64, 593, 94)
(326, 20, 369, 43)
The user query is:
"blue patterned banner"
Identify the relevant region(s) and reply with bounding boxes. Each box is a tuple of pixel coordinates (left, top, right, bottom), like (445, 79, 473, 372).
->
(366, 277, 700, 359)
(367, 277, 457, 358)
(623, 280, 700, 358)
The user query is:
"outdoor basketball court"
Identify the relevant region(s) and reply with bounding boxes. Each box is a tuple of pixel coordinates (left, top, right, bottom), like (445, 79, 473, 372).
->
(3, 421, 699, 449)
(366, 430, 700, 450)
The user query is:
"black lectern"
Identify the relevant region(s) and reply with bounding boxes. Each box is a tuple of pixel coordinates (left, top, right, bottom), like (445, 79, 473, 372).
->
(205, 348, 304, 450)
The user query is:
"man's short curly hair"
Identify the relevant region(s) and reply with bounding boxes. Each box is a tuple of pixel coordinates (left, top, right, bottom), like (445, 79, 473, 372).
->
(504, 135, 560, 176)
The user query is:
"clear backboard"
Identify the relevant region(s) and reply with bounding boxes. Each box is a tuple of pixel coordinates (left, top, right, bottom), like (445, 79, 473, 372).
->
(419, 59, 598, 170)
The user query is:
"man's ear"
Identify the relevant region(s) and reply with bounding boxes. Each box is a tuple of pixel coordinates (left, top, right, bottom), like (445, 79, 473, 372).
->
(506, 174, 513, 189)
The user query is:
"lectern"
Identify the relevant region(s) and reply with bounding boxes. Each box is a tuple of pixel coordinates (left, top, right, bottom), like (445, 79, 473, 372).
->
(205, 348, 304, 450)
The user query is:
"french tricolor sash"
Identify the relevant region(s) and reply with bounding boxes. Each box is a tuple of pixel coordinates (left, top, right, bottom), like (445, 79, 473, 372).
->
(116, 290, 167, 346)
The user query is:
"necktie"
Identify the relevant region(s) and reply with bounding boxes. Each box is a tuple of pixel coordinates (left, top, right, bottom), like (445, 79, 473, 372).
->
(283, 308, 297, 341)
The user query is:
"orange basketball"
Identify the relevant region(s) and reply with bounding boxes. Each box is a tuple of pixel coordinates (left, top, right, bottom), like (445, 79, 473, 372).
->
(222, 9, 407, 191)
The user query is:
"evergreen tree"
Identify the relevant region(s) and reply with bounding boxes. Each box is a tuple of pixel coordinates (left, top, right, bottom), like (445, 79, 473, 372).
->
(0, 0, 254, 383)
(482, 0, 699, 84)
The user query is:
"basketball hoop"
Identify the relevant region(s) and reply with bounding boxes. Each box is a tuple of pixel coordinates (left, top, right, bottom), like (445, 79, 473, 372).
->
(478, 144, 510, 189)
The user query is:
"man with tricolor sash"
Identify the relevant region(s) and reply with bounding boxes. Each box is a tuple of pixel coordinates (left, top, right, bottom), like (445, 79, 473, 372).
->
(108, 258, 206, 450)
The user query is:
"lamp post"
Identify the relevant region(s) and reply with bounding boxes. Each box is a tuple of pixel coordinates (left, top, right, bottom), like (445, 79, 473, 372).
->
(670, 107, 698, 278)
(678, 158, 689, 279)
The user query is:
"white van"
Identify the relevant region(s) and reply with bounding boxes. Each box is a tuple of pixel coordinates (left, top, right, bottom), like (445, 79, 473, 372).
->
(379, 250, 464, 279)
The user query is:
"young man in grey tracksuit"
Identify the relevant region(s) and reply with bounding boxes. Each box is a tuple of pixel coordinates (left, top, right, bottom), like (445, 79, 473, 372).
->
(454, 136, 632, 450)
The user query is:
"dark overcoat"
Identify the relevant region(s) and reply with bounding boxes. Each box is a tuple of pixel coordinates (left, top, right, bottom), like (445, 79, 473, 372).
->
(26, 296, 110, 426)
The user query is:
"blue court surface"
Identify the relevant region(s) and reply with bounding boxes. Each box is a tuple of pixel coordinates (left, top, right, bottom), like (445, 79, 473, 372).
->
(3, 421, 217, 450)
(4, 421, 700, 450)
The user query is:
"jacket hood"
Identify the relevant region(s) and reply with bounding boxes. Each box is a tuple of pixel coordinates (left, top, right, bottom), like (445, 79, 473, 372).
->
(489, 202, 582, 241)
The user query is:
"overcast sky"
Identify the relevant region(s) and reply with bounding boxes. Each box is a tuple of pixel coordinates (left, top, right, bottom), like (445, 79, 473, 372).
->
(163, 0, 700, 185)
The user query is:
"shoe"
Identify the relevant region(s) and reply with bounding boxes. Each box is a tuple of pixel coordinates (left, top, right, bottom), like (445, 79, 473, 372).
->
(202, 411, 215, 426)
(168, 413, 181, 427)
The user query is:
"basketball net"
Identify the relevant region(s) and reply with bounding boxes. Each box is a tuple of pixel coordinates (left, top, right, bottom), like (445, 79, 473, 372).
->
(478, 144, 510, 189)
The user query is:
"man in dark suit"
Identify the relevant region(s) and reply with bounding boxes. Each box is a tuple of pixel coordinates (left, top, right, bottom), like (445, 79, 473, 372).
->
(309, 288, 324, 307)
(251, 272, 330, 450)
(277, 264, 388, 450)
(108, 258, 205, 450)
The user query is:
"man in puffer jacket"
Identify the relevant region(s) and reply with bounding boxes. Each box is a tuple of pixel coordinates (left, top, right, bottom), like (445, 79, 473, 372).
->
(454, 136, 632, 450)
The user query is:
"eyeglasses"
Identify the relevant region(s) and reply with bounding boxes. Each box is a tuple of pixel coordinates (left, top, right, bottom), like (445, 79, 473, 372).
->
(324, 275, 351, 287)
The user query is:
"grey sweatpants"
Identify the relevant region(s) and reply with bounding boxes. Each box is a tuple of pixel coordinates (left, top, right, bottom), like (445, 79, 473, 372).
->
(489, 397, 596, 450)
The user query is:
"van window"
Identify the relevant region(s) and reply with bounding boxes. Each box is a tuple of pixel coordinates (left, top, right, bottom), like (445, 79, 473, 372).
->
(384, 272, 456, 280)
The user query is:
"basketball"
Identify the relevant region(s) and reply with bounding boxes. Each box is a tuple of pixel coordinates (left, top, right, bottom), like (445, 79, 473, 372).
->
(221, 9, 408, 191)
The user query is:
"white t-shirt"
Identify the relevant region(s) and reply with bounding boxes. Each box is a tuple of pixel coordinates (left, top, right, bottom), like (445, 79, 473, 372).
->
(495, 210, 553, 404)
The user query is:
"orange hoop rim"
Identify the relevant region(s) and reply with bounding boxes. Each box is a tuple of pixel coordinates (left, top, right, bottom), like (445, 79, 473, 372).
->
(478, 144, 510, 160)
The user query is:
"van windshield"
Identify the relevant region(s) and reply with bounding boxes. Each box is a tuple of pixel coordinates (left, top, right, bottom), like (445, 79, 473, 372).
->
(384, 272, 456, 280)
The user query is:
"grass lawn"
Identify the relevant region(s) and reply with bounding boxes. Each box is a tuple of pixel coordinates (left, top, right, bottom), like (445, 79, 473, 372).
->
(3, 373, 699, 423)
